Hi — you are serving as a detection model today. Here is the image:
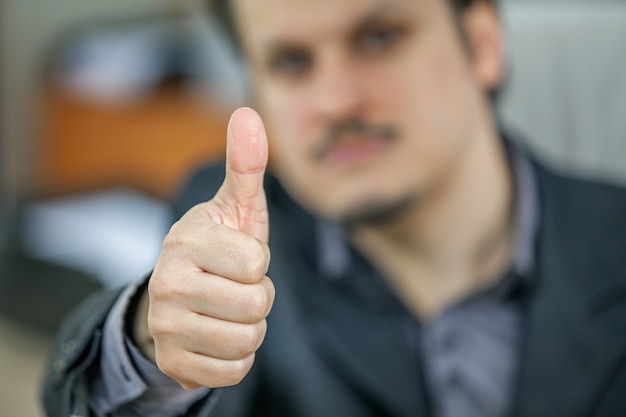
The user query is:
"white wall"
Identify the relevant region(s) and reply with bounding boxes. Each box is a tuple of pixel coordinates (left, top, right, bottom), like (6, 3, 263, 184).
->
(498, 1, 626, 185)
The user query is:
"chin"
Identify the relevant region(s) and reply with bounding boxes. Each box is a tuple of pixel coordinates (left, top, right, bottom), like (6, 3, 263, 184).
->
(338, 193, 418, 226)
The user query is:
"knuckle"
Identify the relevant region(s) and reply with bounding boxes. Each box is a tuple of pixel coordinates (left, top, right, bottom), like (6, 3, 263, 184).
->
(262, 277, 276, 314)
(162, 218, 204, 259)
(155, 351, 182, 380)
(238, 239, 268, 282)
(147, 314, 173, 341)
(161, 230, 190, 257)
(147, 306, 185, 342)
(147, 276, 165, 299)
(147, 276, 177, 304)
(243, 287, 268, 323)
(237, 324, 261, 356)
(223, 357, 254, 386)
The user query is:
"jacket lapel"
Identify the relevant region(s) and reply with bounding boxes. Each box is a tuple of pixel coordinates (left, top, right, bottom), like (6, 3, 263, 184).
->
(267, 190, 430, 417)
(305, 281, 429, 417)
(514, 170, 626, 417)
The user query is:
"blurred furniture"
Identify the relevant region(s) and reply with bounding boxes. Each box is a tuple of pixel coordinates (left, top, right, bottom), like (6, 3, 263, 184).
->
(36, 84, 229, 199)
(32, 13, 242, 200)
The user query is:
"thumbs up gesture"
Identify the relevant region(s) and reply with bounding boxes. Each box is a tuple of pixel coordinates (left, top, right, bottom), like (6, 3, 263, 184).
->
(143, 107, 275, 389)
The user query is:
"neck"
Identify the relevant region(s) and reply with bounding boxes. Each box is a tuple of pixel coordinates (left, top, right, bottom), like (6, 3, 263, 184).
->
(348, 127, 516, 319)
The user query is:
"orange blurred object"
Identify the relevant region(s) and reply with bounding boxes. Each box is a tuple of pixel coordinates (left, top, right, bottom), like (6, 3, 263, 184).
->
(36, 84, 229, 200)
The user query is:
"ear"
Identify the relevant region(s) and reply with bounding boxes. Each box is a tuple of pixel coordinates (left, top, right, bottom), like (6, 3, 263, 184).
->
(462, 1, 506, 91)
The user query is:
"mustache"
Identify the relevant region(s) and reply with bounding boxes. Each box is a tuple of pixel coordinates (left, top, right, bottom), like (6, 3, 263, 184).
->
(312, 119, 398, 162)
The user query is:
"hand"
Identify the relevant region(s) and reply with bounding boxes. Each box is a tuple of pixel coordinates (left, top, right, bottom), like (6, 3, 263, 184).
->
(136, 107, 275, 389)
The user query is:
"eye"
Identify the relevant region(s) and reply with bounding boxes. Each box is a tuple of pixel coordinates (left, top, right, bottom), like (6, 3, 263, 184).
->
(356, 25, 406, 55)
(268, 49, 312, 77)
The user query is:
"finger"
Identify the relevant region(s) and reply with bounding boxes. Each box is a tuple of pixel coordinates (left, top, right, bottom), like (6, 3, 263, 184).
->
(181, 273, 275, 324)
(160, 207, 270, 283)
(157, 348, 256, 389)
(218, 107, 269, 242)
(184, 222, 270, 283)
(178, 316, 268, 361)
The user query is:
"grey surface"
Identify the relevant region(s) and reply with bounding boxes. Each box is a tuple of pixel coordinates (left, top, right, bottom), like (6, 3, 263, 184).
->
(498, 1, 626, 185)
(0, 315, 52, 417)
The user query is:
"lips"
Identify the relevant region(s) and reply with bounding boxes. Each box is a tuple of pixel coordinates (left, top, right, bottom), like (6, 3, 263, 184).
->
(322, 134, 395, 169)
(312, 121, 397, 169)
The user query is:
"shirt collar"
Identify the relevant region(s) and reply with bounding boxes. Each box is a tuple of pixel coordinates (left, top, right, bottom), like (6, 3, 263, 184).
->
(316, 138, 539, 282)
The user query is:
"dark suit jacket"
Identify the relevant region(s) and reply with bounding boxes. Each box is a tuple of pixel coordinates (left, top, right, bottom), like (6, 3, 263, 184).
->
(42, 155, 626, 417)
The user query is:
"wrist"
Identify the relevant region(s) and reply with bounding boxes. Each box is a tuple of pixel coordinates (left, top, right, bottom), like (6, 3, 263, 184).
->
(125, 279, 156, 363)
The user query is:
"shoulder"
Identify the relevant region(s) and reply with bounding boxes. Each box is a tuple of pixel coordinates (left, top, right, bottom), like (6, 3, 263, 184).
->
(533, 158, 626, 224)
(531, 155, 626, 276)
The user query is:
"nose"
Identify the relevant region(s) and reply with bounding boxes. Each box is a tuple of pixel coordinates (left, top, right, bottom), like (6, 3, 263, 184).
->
(310, 55, 365, 122)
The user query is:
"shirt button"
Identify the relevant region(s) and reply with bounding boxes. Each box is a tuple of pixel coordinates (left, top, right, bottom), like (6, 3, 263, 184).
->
(53, 358, 66, 374)
(61, 340, 78, 355)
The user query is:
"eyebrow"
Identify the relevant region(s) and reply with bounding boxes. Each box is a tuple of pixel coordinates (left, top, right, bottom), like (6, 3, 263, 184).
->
(258, 2, 409, 57)
(356, 3, 408, 31)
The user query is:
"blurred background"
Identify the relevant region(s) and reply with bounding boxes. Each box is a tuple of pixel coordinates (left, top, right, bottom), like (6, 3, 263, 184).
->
(1, 0, 625, 416)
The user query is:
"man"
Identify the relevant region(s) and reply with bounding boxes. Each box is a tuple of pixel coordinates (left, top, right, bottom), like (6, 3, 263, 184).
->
(42, 0, 626, 416)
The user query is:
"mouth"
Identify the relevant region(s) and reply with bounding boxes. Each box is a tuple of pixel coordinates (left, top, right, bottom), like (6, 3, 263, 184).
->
(313, 122, 397, 169)
(322, 134, 395, 169)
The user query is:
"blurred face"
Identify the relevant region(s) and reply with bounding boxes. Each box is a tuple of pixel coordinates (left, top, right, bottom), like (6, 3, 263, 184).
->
(232, 0, 502, 221)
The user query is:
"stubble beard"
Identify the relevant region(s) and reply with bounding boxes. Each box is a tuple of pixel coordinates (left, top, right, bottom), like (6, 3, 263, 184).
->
(340, 192, 419, 227)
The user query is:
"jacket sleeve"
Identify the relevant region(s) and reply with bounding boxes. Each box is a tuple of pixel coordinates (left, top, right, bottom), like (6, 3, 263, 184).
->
(41, 287, 122, 417)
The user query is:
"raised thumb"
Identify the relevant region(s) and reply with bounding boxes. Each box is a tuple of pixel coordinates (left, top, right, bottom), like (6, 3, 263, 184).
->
(218, 107, 269, 243)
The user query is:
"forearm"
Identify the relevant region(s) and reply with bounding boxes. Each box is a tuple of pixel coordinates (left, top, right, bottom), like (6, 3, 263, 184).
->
(41, 288, 122, 417)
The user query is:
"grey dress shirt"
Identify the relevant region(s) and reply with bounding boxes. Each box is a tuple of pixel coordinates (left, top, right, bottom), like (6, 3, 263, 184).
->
(90, 141, 538, 417)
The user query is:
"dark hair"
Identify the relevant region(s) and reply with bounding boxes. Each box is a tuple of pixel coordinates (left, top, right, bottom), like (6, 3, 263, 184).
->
(205, 0, 237, 45)
(205, 0, 494, 50)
